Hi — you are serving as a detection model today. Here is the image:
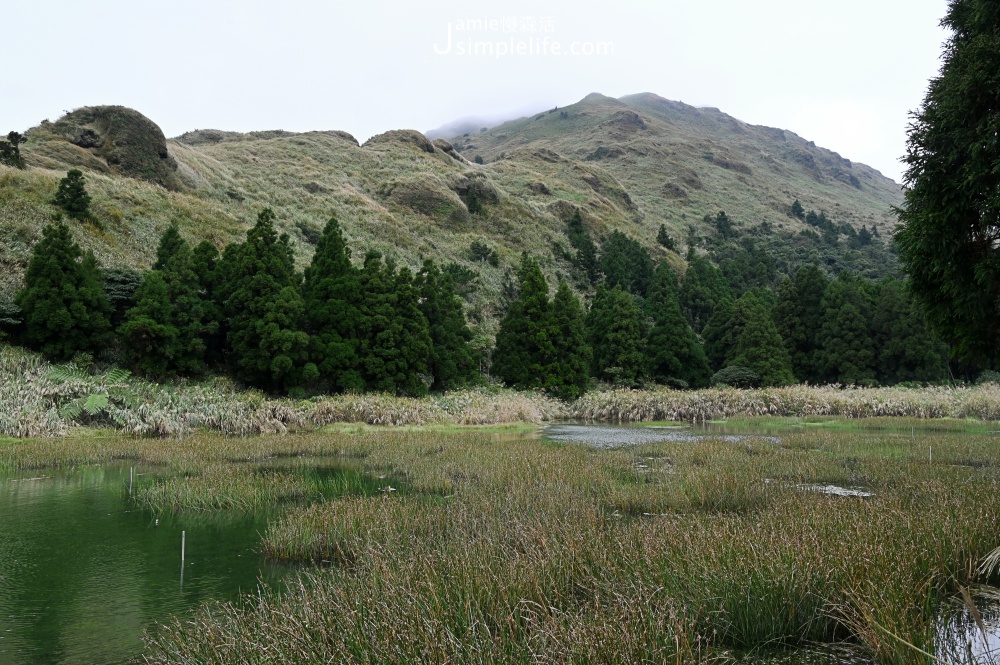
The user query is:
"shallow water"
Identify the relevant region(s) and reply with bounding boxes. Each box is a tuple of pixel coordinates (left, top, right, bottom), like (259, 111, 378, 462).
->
(0, 465, 289, 665)
(542, 422, 780, 447)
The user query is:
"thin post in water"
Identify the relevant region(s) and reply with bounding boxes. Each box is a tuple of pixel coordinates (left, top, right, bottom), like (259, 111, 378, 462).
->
(181, 530, 186, 562)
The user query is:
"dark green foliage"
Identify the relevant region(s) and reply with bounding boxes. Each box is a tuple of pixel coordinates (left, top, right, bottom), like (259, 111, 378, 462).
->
(418, 259, 478, 391)
(679, 250, 732, 332)
(118, 271, 177, 379)
(587, 286, 648, 387)
(493, 255, 553, 390)
(772, 266, 830, 383)
(356, 254, 432, 396)
(657, 224, 677, 251)
(153, 222, 186, 270)
(566, 210, 600, 284)
(894, 0, 1000, 366)
(442, 262, 478, 297)
(15, 222, 111, 360)
(101, 268, 144, 329)
(714, 237, 778, 296)
(121, 227, 215, 378)
(871, 278, 949, 383)
(192, 240, 225, 366)
(216, 209, 312, 392)
(474, 155, 484, 165)
(0, 300, 22, 339)
(711, 366, 761, 388)
(722, 291, 796, 387)
(0, 131, 27, 169)
(701, 298, 735, 371)
(302, 218, 364, 393)
(816, 272, 876, 385)
(646, 263, 710, 388)
(600, 231, 653, 297)
(546, 281, 591, 399)
(791, 199, 805, 220)
(709, 211, 736, 239)
(53, 170, 92, 222)
(469, 241, 500, 266)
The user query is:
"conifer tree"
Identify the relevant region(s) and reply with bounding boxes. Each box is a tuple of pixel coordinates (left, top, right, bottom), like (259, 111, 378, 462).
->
(772, 276, 808, 381)
(418, 259, 478, 391)
(600, 231, 654, 297)
(816, 272, 876, 385)
(153, 222, 187, 271)
(895, 0, 1000, 365)
(302, 218, 364, 392)
(53, 169, 92, 221)
(118, 271, 178, 378)
(657, 224, 677, 251)
(679, 250, 732, 332)
(216, 208, 313, 392)
(793, 265, 829, 383)
(15, 222, 111, 360)
(701, 297, 735, 371)
(587, 286, 648, 386)
(872, 278, 949, 383)
(545, 281, 591, 399)
(646, 263, 711, 388)
(566, 210, 600, 284)
(192, 240, 225, 366)
(356, 254, 432, 396)
(493, 254, 553, 390)
(724, 292, 796, 386)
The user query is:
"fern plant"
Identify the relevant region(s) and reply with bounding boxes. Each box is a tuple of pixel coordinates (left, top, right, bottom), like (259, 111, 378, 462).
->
(47, 364, 142, 423)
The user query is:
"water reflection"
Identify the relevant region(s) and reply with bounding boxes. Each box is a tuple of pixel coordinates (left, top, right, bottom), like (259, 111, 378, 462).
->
(0, 465, 288, 665)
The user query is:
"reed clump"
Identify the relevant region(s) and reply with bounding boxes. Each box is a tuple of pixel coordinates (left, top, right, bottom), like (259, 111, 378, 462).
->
(572, 384, 1000, 422)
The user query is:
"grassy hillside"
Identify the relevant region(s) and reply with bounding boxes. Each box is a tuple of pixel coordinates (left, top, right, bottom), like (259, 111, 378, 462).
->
(0, 94, 903, 326)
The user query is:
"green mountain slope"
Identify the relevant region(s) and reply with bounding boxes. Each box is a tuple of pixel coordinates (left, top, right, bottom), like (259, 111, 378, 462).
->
(0, 94, 902, 325)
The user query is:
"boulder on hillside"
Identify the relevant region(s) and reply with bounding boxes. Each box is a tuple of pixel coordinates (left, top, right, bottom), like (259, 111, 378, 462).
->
(42, 106, 183, 190)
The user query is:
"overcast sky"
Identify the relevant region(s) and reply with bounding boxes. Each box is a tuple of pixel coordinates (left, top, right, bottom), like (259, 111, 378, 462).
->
(8, 0, 949, 183)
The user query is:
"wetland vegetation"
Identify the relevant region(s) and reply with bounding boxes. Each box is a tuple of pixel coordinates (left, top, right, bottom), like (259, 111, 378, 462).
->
(4, 419, 1000, 663)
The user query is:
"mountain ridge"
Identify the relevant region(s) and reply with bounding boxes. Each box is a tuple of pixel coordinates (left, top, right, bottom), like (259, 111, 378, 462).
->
(0, 92, 902, 331)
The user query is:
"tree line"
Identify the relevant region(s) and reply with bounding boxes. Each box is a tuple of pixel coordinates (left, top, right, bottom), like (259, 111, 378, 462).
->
(0, 202, 957, 398)
(5, 211, 477, 397)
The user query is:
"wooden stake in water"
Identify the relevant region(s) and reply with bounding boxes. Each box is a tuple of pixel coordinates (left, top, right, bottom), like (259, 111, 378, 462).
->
(181, 530, 186, 562)
(129, 466, 133, 496)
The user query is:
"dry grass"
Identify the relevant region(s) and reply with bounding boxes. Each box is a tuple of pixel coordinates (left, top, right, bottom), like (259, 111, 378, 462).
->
(572, 384, 1000, 423)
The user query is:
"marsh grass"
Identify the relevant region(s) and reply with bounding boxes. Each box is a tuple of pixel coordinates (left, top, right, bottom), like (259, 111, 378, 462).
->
(68, 425, 995, 664)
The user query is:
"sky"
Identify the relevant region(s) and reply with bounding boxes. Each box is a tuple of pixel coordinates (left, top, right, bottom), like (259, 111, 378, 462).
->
(7, 0, 949, 183)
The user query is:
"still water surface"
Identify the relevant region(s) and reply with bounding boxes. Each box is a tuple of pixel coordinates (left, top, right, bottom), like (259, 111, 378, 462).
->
(0, 465, 287, 665)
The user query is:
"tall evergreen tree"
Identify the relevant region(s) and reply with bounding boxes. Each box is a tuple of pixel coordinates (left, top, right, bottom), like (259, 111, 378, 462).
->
(679, 250, 732, 332)
(493, 254, 553, 390)
(302, 218, 364, 392)
(816, 272, 876, 385)
(153, 222, 187, 271)
(587, 286, 648, 386)
(772, 275, 808, 381)
(192, 240, 225, 366)
(872, 278, 949, 384)
(356, 254, 432, 396)
(566, 210, 600, 284)
(794, 265, 830, 383)
(646, 263, 711, 388)
(723, 291, 796, 387)
(545, 281, 591, 399)
(701, 297, 735, 371)
(894, 0, 1000, 365)
(600, 231, 654, 297)
(53, 169, 92, 222)
(216, 208, 313, 392)
(417, 259, 478, 391)
(15, 222, 111, 360)
(118, 271, 178, 379)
